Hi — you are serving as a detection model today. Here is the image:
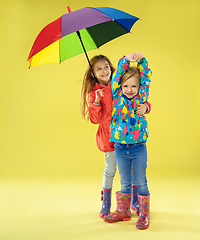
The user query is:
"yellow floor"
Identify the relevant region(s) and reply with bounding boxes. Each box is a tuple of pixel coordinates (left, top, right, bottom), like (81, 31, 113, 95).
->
(1, 176, 200, 240)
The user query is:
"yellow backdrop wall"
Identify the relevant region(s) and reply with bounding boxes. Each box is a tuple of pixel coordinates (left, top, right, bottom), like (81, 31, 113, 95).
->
(0, 0, 200, 180)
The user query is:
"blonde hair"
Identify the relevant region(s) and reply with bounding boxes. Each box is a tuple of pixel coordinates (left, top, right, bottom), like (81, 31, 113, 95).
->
(121, 67, 140, 86)
(80, 55, 115, 120)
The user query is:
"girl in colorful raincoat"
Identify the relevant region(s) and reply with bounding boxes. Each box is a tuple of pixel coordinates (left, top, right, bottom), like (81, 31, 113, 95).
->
(103, 51, 152, 230)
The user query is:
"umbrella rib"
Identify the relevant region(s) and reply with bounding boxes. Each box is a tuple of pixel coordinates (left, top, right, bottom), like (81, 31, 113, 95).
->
(59, 38, 61, 64)
(113, 19, 134, 33)
(83, 28, 99, 48)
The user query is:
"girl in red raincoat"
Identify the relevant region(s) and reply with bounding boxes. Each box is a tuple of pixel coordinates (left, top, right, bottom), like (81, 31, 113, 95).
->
(80, 55, 151, 218)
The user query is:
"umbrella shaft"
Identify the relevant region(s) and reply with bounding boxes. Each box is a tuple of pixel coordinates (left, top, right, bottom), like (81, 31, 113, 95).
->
(76, 31, 98, 83)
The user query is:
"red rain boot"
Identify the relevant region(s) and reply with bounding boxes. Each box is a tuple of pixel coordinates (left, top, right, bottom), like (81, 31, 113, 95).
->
(103, 191, 132, 223)
(136, 194, 150, 230)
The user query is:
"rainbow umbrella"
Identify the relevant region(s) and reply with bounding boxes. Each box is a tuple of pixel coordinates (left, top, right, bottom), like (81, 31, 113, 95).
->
(27, 6, 139, 77)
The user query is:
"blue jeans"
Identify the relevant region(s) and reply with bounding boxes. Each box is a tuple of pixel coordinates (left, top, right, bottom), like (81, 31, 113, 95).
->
(114, 142, 149, 196)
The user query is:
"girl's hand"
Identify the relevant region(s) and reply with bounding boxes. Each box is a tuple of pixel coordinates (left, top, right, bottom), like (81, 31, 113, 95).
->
(125, 51, 144, 62)
(135, 104, 147, 115)
(94, 89, 104, 104)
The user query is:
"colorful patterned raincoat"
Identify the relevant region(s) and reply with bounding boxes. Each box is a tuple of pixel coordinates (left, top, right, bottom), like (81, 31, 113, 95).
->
(110, 56, 152, 144)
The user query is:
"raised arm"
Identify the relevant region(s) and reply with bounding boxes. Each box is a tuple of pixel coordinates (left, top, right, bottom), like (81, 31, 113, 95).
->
(137, 57, 152, 102)
(112, 51, 152, 102)
(112, 57, 130, 99)
(125, 51, 152, 102)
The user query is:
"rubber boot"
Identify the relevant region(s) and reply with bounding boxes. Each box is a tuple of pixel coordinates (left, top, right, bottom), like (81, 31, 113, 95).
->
(131, 185, 139, 215)
(103, 191, 132, 223)
(136, 194, 150, 230)
(99, 188, 111, 218)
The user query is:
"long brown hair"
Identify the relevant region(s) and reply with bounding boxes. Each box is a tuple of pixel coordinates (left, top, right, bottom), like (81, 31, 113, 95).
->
(80, 55, 115, 120)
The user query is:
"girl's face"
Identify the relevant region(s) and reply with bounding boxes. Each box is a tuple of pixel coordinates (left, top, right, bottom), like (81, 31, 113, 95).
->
(122, 76, 140, 99)
(93, 59, 111, 85)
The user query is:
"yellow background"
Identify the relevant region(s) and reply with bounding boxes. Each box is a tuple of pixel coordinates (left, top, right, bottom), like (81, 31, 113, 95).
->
(0, 0, 200, 239)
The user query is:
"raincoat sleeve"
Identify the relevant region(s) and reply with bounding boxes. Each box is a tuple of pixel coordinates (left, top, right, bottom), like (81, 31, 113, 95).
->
(111, 56, 130, 99)
(88, 91, 102, 124)
(138, 57, 152, 102)
(144, 101, 151, 114)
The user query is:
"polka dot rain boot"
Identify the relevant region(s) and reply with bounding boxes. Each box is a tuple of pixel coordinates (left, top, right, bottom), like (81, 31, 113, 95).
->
(100, 188, 111, 218)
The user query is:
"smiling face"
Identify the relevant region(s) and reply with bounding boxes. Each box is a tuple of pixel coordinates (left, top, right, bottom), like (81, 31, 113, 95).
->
(122, 76, 140, 99)
(92, 59, 112, 85)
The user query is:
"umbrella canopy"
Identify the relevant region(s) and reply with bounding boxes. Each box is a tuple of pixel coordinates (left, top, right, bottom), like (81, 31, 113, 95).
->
(27, 7, 139, 68)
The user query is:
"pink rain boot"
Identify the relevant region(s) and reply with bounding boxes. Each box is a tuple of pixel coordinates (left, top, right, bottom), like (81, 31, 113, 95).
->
(136, 194, 150, 230)
(103, 191, 132, 223)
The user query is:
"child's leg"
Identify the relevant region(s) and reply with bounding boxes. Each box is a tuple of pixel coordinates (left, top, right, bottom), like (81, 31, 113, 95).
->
(114, 144, 133, 193)
(102, 151, 116, 189)
(130, 142, 150, 229)
(100, 151, 116, 218)
(131, 142, 149, 196)
(131, 164, 139, 215)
